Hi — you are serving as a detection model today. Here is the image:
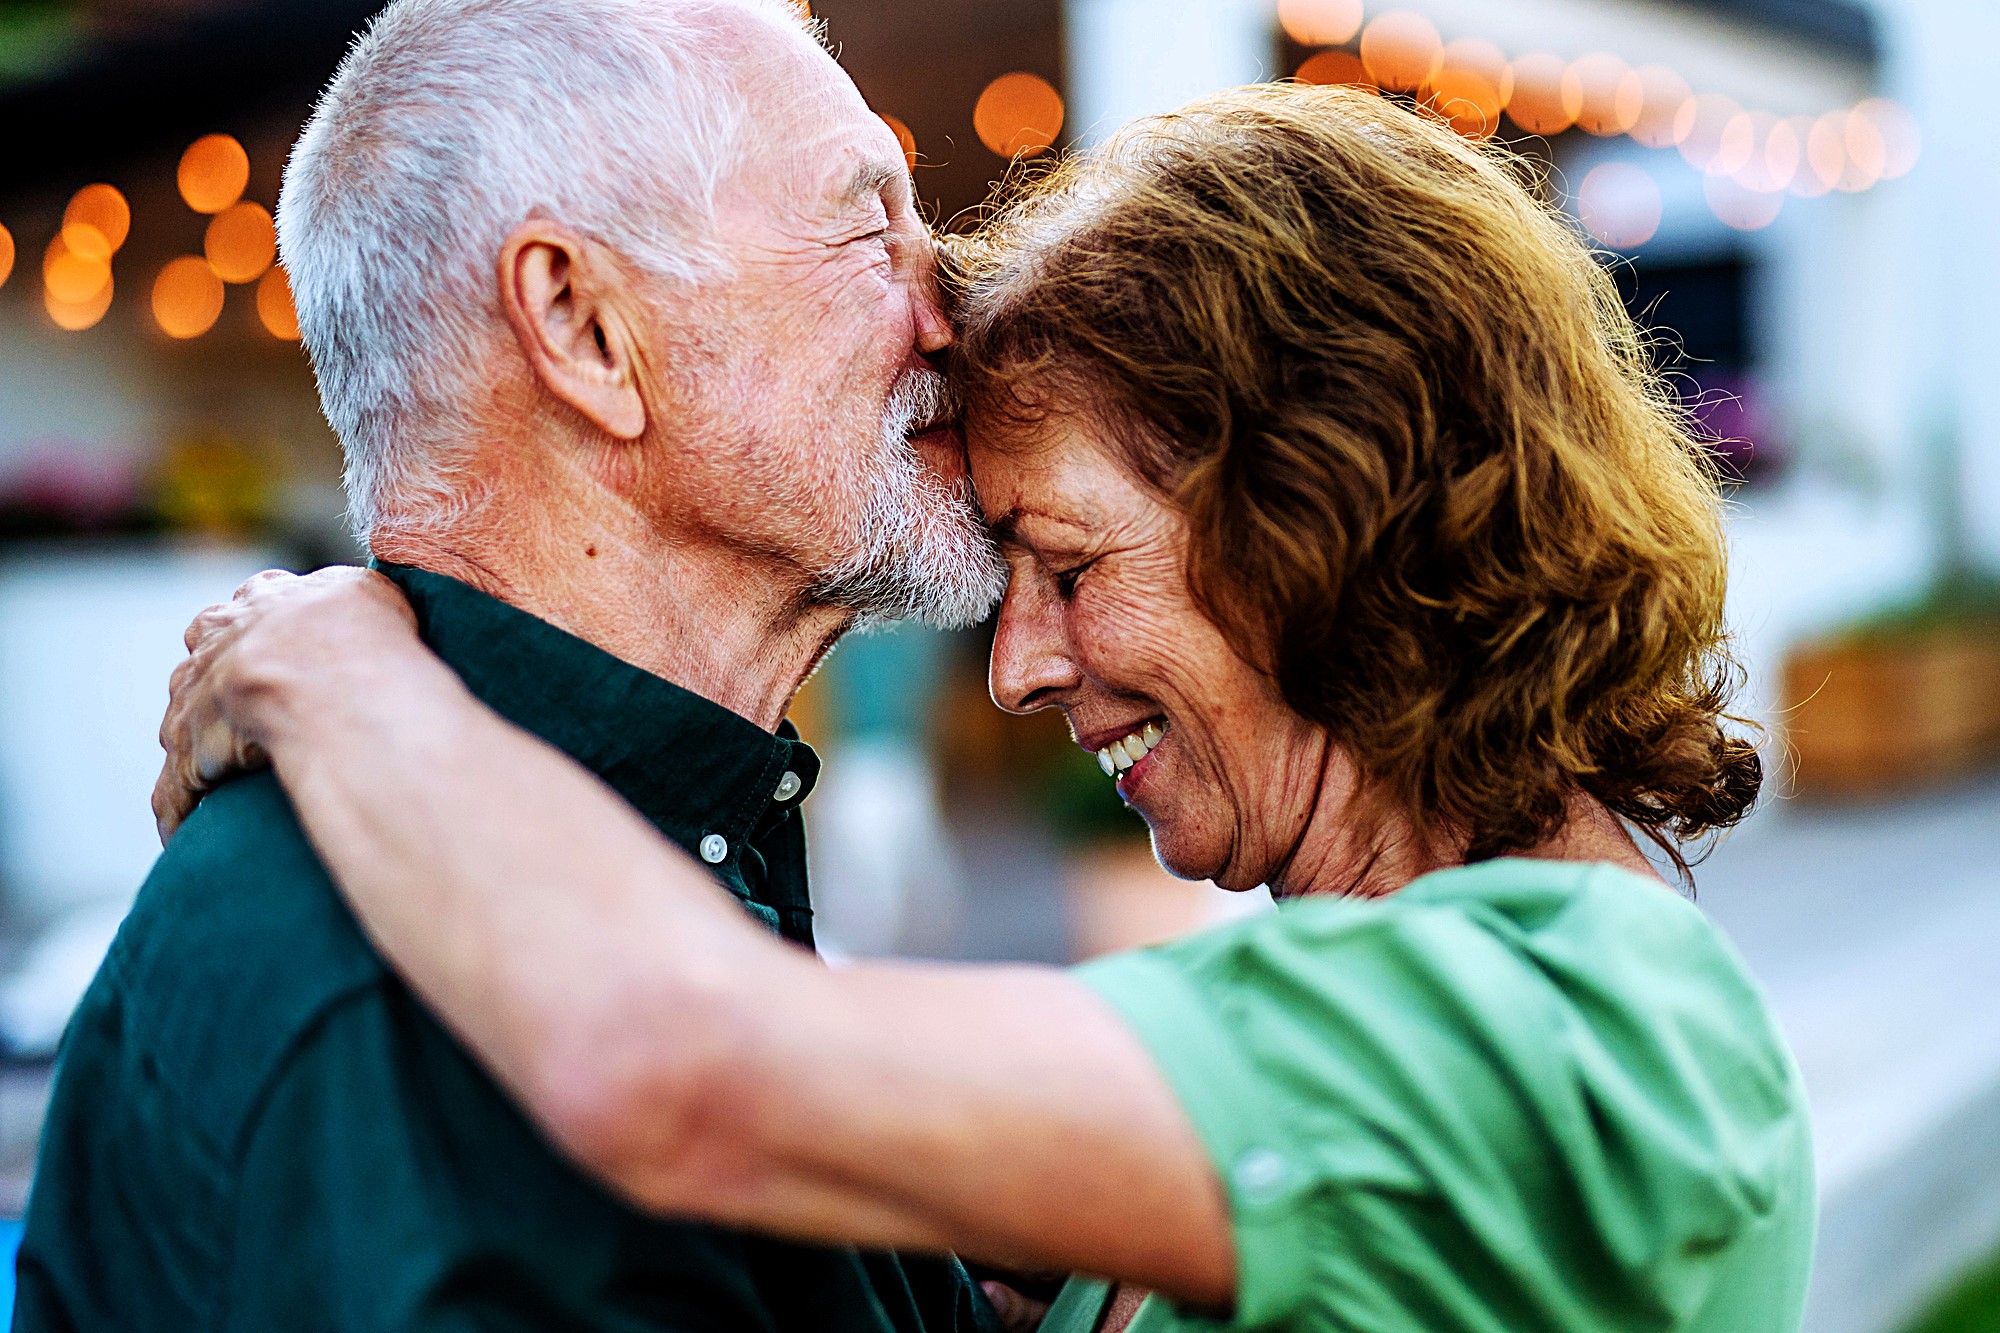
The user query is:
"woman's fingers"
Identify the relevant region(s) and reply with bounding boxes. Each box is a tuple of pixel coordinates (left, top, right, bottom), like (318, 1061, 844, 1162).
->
(980, 1282, 1052, 1332)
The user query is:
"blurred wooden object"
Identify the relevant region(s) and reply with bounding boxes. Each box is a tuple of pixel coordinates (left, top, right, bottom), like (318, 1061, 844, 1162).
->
(1782, 630, 2000, 798)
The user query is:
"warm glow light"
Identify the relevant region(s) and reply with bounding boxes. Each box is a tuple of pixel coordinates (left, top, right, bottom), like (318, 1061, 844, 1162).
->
(1621, 66, 1692, 149)
(1358, 11, 1441, 93)
(179, 134, 250, 214)
(0, 223, 14, 291)
(1839, 110, 1887, 192)
(61, 185, 131, 263)
(973, 72, 1065, 159)
(880, 114, 917, 171)
(154, 256, 226, 339)
(1674, 92, 1746, 174)
(46, 273, 114, 332)
(43, 234, 111, 305)
(1507, 53, 1581, 135)
(1576, 162, 1661, 249)
(1783, 116, 1831, 197)
(1854, 98, 1920, 179)
(205, 202, 277, 284)
(1806, 112, 1849, 193)
(1706, 173, 1783, 231)
(1570, 53, 1638, 136)
(1727, 111, 1790, 193)
(1428, 39, 1511, 139)
(257, 265, 300, 341)
(1279, 0, 1364, 47)
(1297, 49, 1374, 90)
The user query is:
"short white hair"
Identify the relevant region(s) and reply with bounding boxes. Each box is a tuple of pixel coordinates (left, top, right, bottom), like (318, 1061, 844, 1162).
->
(278, 0, 815, 546)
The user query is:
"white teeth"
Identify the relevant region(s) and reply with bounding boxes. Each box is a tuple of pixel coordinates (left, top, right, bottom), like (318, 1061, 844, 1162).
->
(1111, 746, 1136, 772)
(1142, 723, 1163, 749)
(1097, 749, 1116, 776)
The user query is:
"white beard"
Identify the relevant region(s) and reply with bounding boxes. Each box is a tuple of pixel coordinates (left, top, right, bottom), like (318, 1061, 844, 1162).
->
(811, 367, 1007, 631)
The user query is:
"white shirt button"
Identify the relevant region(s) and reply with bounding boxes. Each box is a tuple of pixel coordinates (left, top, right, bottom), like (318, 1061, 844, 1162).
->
(699, 833, 729, 864)
(774, 771, 803, 802)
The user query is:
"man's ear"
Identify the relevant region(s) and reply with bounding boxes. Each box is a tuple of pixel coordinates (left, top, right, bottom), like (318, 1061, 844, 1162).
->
(496, 221, 648, 442)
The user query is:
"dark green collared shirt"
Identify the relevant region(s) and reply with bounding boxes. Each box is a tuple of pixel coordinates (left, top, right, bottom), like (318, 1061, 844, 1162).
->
(15, 565, 998, 1333)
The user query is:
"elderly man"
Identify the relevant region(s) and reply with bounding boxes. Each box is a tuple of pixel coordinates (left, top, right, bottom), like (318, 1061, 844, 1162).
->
(14, 0, 1005, 1328)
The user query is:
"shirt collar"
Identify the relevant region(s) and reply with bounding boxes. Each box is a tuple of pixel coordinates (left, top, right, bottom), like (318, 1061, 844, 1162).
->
(375, 563, 820, 868)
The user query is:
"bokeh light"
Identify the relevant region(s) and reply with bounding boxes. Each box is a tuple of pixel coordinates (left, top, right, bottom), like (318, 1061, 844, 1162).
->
(1570, 52, 1638, 136)
(1838, 110, 1887, 192)
(153, 256, 226, 339)
(1806, 112, 1849, 194)
(1358, 11, 1441, 93)
(1297, 50, 1374, 90)
(1428, 38, 1511, 139)
(46, 272, 114, 332)
(178, 134, 250, 214)
(61, 185, 131, 264)
(43, 235, 111, 306)
(880, 114, 918, 171)
(974, 72, 1065, 159)
(205, 202, 277, 284)
(1279, 0, 1364, 48)
(1783, 115, 1831, 197)
(0, 223, 13, 291)
(1674, 92, 1746, 174)
(1854, 98, 1921, 179)
(1728, 111, 1792, 193)
(1507, 53, 1581, 135)
(1622, 66, 1693, 149)
(1705, 172, 1783, 230)
(257, 265, 300, 342)
(1576, 162, 1661, 250)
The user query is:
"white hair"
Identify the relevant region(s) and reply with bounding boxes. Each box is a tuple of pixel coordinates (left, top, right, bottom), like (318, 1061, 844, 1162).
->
(278, 0, 815, 546)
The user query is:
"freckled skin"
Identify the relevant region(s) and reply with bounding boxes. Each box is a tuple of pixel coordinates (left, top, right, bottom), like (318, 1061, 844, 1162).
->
(974, 414, 1359, 895)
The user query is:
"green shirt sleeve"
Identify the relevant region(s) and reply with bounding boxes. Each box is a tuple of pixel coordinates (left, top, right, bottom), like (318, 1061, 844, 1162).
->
(1075, 860, 1816, 1333)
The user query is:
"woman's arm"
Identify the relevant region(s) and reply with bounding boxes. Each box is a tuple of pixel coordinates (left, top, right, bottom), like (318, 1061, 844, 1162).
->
(157, 570, 1234, 1307)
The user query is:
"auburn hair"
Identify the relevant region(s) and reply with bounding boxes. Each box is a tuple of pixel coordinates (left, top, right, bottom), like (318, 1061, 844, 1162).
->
(948, 82, 1760, 876)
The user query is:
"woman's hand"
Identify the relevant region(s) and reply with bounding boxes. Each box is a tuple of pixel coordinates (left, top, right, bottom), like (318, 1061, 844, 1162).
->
(153, 566, 420, 843)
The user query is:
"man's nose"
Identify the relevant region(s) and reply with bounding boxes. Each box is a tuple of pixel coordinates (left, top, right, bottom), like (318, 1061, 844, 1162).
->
(989, 580, 1079, 715)
(913, 280, 953, 357)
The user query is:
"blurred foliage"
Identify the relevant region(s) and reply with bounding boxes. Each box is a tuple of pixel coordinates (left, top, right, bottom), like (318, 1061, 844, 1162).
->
(0, 0, 83, 84)
(152, 430, 277, 537)
(1837, 572, 2000, 647)
(1898, 1250, 2000, 1333)
(1036, 741, 1149, 846)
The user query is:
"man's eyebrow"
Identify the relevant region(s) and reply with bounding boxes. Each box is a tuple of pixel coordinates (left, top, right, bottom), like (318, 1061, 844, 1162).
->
(836, 160, 902, 208)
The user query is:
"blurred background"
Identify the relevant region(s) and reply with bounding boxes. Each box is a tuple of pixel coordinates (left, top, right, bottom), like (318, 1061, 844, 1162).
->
(1, 0, 1997, 1328)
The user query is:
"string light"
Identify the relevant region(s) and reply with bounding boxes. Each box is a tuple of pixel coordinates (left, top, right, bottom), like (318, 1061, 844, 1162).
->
(179, 135, 250, 214)
(62, 185, 131, 263)
(46, 274, 114, 332)
(1359, 11, 1442, 92)
(1577, 162, 1662, 249)
(43, 235, 110, 306)
(1280, 0, 1365, 48)
(205, 202, 277, 284)
(1507, 54, 1581, 135)
(154, 256, 226, 339)
(880, 114, 918, 171)
(1297, 50, 1374, 90)
(257, 265, 300, 341)
(0, 223, 14, 291)
(974, 72, 1065, 159)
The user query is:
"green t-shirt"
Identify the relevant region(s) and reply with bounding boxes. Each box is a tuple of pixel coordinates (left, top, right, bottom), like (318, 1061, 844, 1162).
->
(1044, 859, 1815, 1333)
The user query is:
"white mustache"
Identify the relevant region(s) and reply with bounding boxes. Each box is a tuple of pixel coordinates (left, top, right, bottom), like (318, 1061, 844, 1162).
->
(884, 368, 960, 441)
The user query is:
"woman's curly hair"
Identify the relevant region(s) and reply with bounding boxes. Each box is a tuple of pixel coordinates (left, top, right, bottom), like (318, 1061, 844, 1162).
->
(948, 82, 1761, 878)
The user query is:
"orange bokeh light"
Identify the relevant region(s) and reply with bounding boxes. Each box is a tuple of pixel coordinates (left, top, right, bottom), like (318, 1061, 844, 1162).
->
(880, 114, 917, 171)
(1297, 50, 1374, 90)
(1706, 172, 1783, 231)
(43, 234, 111, 305)
(179, 134, 250, 214)
(1279, 0, 1364, 48)
(0, 223, 14, 291)
(1674, 92, 1746, 174)
(46, 272, 114, 332)
(205, 201, 277, 284)
(1358, 11, 1441, 93)
(62, 184, 131, 264)
(1570, 53, 1638, 136)
(1621, 66, 1692, 149)
(1427, 39, 1511, 139)
(258, 265, 301, 341)
(1577, 162, 1661, 250)
(973, 72, 1065, 159)
(1728, 111, 1791, 193)
(1780, 117, 1829, 197)
(1838, 111, 1887, 192)
(154, 256, 227, 339)
(1506, 53, 1581, 135)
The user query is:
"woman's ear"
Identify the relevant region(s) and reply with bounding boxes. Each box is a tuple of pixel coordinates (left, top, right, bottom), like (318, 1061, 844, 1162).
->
(496, 221, 648, 441)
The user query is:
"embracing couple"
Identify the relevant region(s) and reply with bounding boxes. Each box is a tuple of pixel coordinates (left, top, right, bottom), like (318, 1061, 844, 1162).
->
(13, 1, 1814, 1331)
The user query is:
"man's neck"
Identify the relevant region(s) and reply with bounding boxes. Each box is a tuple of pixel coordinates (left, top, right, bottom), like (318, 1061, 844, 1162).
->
(371, 518, 853, 734)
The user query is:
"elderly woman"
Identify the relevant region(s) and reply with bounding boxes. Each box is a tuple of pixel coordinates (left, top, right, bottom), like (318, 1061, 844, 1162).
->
(155, 86, 1809, 1332)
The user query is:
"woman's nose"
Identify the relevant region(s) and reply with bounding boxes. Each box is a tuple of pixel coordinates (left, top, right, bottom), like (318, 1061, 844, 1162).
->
(989, 580, 1080, 714)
